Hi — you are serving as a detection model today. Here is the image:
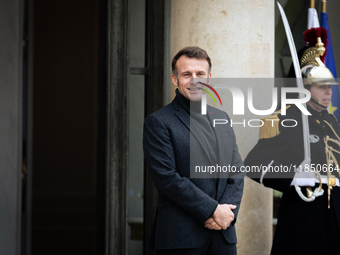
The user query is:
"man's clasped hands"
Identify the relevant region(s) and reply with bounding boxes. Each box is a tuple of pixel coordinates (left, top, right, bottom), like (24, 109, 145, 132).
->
(204, 204, 236, 230)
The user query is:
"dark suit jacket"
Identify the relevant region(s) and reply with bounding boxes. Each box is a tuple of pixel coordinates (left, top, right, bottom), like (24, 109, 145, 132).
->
(143, 94, 244, 250)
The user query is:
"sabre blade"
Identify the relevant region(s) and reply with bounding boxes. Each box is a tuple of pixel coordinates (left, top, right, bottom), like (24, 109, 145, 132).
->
(277, 3, 303, 88)
(277, 2, 314, 201)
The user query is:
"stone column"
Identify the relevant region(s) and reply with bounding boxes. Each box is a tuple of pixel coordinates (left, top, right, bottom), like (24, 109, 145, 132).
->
(169, 1, 274, 254)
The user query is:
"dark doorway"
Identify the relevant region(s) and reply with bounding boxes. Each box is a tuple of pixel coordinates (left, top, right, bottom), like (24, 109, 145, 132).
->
(31, 1, 101, 254)
(28, 0, 166, 254)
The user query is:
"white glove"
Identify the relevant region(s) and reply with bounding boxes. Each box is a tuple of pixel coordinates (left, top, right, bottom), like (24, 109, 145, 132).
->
(290, 171, 316, 187)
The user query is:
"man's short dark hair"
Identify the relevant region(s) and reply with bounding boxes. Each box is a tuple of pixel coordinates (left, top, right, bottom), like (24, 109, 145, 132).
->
(171, 46, 212, 77)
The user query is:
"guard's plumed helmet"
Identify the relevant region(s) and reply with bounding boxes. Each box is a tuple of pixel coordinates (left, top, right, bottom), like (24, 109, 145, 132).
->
(300, 36, 338, 86)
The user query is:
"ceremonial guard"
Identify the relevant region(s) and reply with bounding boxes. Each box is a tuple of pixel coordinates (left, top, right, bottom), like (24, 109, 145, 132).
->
(245, 34, 340, 254)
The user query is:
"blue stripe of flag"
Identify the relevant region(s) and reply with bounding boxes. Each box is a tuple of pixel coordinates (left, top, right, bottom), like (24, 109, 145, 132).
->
(320, 12, 340, 120)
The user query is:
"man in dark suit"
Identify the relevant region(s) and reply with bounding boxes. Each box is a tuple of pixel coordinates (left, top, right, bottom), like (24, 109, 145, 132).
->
(143, 46, 244, 255)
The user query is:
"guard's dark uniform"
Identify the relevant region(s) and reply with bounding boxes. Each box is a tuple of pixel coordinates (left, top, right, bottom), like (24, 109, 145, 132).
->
(245, 104, 340, 255)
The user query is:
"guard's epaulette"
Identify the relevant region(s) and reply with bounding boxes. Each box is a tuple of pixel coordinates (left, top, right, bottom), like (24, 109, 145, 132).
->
(330, 113, 339, 123)
(259, 106, 291, 139)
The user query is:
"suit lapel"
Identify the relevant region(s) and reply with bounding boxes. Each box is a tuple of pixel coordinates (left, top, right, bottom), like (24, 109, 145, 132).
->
(206, 108, 230, 200)
(175, 106, 213, 165)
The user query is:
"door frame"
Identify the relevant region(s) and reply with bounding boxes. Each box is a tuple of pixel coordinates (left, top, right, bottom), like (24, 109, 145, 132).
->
(106, 0, 166, 254)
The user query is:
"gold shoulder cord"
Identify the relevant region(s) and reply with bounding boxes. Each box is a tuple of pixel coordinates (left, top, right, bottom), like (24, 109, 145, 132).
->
(258, 106, 291, 139)
(323, 120, 340, 208)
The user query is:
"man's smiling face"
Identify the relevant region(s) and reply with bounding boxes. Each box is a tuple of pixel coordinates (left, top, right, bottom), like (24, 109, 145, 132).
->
(172, 55, 211, 101)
